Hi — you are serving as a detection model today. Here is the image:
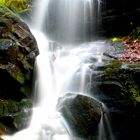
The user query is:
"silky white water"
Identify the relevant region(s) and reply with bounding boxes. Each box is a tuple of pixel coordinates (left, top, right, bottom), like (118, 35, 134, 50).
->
(2, 0, 115, 140)
(31, 0, 50, 30)
(38, 0, 101, 43)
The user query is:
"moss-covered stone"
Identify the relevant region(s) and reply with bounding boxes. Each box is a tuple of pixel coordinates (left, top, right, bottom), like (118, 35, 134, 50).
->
(4, 63, 25, 84)
(0, 100, 20, 116)
(0, 4, 20, 19)
(0, 4, 38, 133)
(105, 60, 122, 69)
(0, 4, 38, 100)
(0, 99, 32, 116)
(0, 0, 31, 14)
(0, 99, 32, 133)
(13, 111, 31, 130)
(100, 60, 140, 103)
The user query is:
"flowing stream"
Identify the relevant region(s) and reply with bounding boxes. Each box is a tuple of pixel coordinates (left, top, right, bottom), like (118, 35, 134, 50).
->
(2, 0, 115, 140)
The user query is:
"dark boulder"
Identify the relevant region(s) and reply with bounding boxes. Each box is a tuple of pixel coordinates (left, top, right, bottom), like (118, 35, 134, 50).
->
(0, 99, 32, 134)
(0, 5, 38, 134)
(89, 58, 140, 140)
(0, 5, 39, 101)
(57, 93, 103, 138)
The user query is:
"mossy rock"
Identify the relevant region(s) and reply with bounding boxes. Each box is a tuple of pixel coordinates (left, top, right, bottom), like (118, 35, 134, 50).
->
(0, 4, 38, 100)
(13, 110, 32, 130)
(0, 4, 20, 19)
(100, 60, 140, 103)
(0, 100, 20, 116)
(0, 99, 32, 116)
(0, 0, 31, 14)
(0, 99, 32, 132)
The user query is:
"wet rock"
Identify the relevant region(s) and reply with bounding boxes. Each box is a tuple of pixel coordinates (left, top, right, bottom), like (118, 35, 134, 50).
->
(89, 60, 140, 140)
(57, 93, 103, 138)
(0, 5, 39, 100)
(0, 5, 38, 133)
(103, 41, 127, 59)
(89, 61, 140, 104)
(0, 99, 32, 134)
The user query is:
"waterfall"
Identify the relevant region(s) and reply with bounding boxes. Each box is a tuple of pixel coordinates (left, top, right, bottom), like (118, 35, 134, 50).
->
(31, 0, 50, 30)
(2, 0, 115, 140)
(31, 0, 101, 44)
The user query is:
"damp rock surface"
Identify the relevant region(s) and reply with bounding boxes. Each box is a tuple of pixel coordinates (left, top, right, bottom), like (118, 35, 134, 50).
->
(57, 93, 103, 138)
(0, 4, 38, 134)
(89, 56, 140, 140)
(0, 4, 39, 100)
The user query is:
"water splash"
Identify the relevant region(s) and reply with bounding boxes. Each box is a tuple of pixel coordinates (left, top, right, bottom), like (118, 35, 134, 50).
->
(98, 104, 115, 140)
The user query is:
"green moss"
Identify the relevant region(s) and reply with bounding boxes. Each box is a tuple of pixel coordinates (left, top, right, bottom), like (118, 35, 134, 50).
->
(127, 85, 139, 100)
(11, 25, 16, 33)
(16, 73, 25, 84)
(0, 100, 20, 116)
(20, 86, 27, 94)
(122, 77, 139, 102)
(22, 58, 32, 70)
(105, 60, 122, 69)
(103, 60, 140, 103)
(11, 71, 25, 84)
(5, 100, 19, 113)
(135, 96, 140, 102)
(20, 85, 31, 96)
(20, 99, 32, 109)
(13, 112, 29, 129)
(103, 61, 122, 81)
(0, 99, 32, 120)
(0, 0, 31, 13)
(7, 63, 25, 84)
(125, 62, 140, 69)
(0, 5, 20, 36)
(0, 4, 19, 19)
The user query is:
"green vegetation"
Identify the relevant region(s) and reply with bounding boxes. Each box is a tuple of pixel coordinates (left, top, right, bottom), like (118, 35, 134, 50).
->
(121, 74, 139, 103)
(0, 0, 31, 13)
(111, 37, 123, 42)
(0, 99, 32, 116)
(9, 64, 25, 84)
(0, 4, 20, 20)
(105, 60, 122, 69)
(0, 100, 19, 116)
(16, 73, 25, 84)
(104, 61, 140, 103)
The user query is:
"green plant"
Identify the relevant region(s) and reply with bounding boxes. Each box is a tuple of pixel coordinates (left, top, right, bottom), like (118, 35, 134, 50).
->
(0, 0, 31, 13)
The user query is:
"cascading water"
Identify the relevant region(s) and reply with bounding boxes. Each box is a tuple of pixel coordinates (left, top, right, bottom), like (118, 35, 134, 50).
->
(35, 0, 101, 44)
(2, 0, 115, 140)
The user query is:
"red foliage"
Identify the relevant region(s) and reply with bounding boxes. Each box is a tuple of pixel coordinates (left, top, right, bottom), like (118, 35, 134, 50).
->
(118, 38, 140, 62)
